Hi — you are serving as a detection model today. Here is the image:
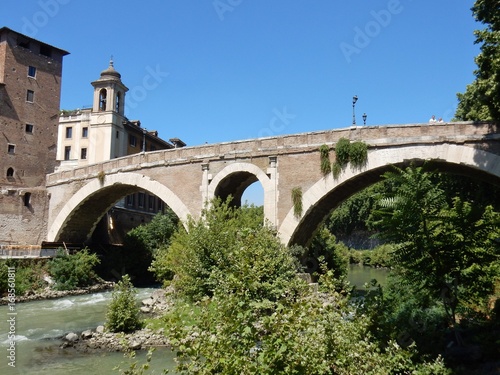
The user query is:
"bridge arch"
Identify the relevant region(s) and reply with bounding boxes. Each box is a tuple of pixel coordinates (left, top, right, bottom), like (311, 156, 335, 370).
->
(279, 144, 500, 247)
(47, 172, 192, 243)
(207, 162, 276, 225)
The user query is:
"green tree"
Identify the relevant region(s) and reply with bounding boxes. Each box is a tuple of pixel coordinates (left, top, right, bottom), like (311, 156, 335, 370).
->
(106, 274, 142, 333)
(48, 248, 101, 290)
(455, 0, 500, 121)
(369, 166, 500, 337)
(161, 200, 450, 374)
(149, 198, 266, 299)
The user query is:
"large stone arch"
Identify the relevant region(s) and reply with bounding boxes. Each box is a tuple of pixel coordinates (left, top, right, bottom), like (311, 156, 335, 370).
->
(207, 162, 277, 225)
(47, 172, 191, 243)
(278, 144, 500, 247)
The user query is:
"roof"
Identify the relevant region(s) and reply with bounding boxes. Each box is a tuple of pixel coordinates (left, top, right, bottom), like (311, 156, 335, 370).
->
(0, 26, 70, 56)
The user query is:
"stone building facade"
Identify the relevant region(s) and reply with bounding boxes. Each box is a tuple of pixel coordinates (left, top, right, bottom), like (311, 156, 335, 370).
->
(56, 60, 182, 245)
(0, 27, 68, 247)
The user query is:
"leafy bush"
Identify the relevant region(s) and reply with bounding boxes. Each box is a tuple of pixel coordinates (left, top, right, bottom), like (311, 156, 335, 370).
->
(48, 248, 100, 290)
(335, 137, 351, 167)
(150, 198, 270, 300)
(319, 144, 331, 175)
(106, 274, 142, 333)
(0, 259, 48, 296)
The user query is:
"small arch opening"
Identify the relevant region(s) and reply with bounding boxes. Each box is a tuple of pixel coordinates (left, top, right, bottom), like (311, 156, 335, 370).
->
(6, 167, 14, 177)
(99, 89, 107, 111)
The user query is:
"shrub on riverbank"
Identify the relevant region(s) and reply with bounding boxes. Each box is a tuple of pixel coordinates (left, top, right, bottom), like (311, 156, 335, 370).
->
(0, 259, 48, 296)
(48, 248, 101, 290)
(106, 274, 142, 333)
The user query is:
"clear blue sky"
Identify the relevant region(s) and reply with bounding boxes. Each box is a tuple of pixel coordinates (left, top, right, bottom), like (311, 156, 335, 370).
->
(1, 0, 482, 204)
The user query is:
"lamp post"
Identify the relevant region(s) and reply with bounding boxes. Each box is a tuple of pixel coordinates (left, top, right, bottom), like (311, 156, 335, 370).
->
(363, 113, 367, 125)
(352, 95, 358, 125)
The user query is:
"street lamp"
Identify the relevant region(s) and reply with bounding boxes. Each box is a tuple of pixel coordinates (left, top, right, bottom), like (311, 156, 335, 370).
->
(363, 113, 367, 125)
(352, 95, 358, 125)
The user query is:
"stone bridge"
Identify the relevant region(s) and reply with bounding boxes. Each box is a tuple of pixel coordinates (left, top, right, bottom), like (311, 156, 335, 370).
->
(45, 122, 500, 247)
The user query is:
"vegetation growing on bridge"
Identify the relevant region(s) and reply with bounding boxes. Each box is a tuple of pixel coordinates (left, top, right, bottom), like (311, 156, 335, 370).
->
(332, 138, 368, 178)
(319, 144, 332, 175)
(291, 186, 303, 218)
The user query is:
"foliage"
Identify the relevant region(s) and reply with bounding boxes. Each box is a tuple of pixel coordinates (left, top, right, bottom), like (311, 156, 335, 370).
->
(332, 138, 369, 177)
(106, 274, 142, 333)
(303, 228, 349, 283)
(349, 141, 369, 168)
(349, 244, 395, 268)
(151, 199, 450, 374)
(291, 187, 303, 218)
(149, 198, 269, 300)
(334, 137, 351, 167)
(125, 210, 179, 255)
(455, 0, 500, 120)
(326, 182, 384, 238)
(48, 248, 101, 291)
(319, 144, 332, 175)
(119, 210, 179, 281)
(368, 165, 500, 332)
(0, 259, 48, 296)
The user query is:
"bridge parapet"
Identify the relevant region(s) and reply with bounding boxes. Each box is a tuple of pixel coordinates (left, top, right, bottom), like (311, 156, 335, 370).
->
(47, 121, 498, 186)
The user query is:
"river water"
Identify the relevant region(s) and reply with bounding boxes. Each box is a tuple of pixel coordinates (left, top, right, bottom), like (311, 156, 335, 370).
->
(0, 266, 389, 374)
(0, 288, 176, 374)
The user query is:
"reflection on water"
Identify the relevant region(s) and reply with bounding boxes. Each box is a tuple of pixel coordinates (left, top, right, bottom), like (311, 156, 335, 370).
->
(347, 264, 390, 289)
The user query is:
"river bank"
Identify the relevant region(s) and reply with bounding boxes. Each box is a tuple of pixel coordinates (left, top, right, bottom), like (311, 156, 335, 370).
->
(0, 281, 115, 305)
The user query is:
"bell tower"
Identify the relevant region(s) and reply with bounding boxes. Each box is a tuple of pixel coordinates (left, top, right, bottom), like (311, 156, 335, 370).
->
(89, 59, 129, 162)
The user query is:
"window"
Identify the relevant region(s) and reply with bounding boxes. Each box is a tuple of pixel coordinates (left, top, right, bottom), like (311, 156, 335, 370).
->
(126, 194, 135, 207)
(129, 135, 137, 147)
(8, 144, 15, 154)
(99, 89, 107, 111)
(82, 127, 88, 138)
(148, 195, 154, 210)
(28, 66, 37, 78)
(26, 90, 34, 103)
(150, 145, 156, 151)
(81, 148, 87, 160)
(64, 146, 71, 160)
(116, 131, 119, 139)
(65, 127, 72, 139)
(6, 167, 14, 177)
(24, 192, 31, 207)
(25, 124, 34, 133)
(40, 44, 51, 57)
(138, 193, 145, 208)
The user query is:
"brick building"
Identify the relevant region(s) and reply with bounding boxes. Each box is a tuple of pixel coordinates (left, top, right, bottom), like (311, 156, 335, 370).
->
(0, 27, 68, 246)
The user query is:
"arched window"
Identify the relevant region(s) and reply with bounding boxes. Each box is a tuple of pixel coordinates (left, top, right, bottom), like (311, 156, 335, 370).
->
(6, 167, 14, 177)
(115, 92, 121, 113)
(99, 89, 107, 111)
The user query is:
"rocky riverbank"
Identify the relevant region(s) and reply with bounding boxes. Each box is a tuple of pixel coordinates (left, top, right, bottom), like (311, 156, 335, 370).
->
(61, 288, 174, 353)
(0, 281, 115, 305)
